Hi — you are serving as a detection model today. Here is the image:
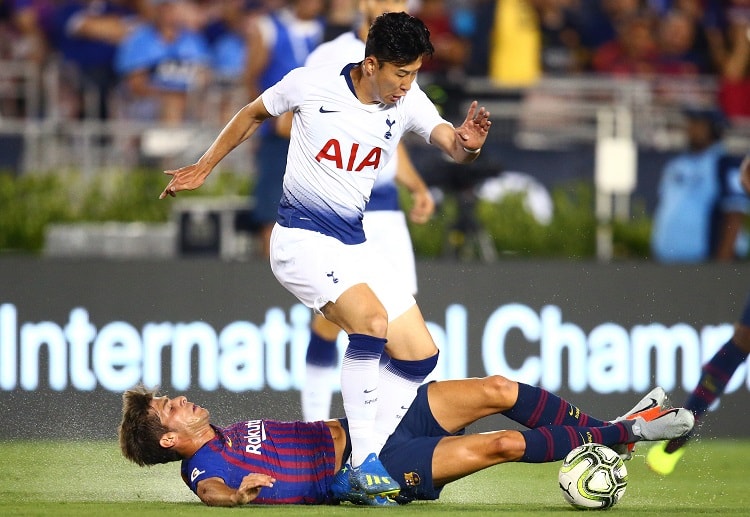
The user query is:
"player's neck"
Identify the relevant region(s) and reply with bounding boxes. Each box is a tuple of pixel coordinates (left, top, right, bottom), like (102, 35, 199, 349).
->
(180, 425, 216, 458)
(350, 64, 380, 105)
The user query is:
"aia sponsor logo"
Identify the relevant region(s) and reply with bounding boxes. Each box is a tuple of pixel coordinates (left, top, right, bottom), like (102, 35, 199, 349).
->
(315, 139, 382, 172)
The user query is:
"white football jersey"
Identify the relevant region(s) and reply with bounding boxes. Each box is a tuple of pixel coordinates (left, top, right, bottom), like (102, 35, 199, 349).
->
(305, 31, 399, 199)
(261, 63, 446, 244)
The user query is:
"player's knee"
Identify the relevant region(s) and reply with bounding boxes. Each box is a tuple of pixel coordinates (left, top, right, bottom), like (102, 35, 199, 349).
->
(489, 432, 525, 462)
(482, 375, 517, 408)
(734, 322, 750, 352)
(360, 310, 389, 337)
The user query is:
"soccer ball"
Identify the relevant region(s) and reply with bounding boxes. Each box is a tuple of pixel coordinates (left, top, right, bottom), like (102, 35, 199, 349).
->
(558, 443, 628, 510)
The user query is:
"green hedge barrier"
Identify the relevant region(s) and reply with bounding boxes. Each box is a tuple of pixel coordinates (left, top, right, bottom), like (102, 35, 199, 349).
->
(0, 169, 651, 258)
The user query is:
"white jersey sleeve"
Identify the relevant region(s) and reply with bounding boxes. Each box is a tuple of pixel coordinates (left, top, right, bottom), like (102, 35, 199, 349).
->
(400, 80, 450, 144)
(260, 67, 305, 116)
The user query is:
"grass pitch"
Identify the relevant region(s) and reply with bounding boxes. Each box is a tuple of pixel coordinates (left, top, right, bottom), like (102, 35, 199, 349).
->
(1, 438, 747, 516)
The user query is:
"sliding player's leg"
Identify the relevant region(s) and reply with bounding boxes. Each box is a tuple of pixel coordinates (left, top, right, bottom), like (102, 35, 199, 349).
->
(426, 376, 611, 435)
(431, 406, 694, 489)
(648, 293, 750, 475)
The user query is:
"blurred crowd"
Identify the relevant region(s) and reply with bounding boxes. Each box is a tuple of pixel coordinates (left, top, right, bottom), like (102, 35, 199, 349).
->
(1, 0, 750, 124)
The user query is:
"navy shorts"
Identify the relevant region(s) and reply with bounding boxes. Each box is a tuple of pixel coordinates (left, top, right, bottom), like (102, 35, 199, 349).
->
(379, 382, 464, 502)
(251, 134, 289, 225)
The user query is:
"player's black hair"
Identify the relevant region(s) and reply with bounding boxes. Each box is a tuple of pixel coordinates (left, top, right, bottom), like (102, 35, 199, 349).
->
(365, 12, 434, 67)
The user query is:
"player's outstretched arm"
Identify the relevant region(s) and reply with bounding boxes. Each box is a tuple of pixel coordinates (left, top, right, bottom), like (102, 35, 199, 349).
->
(159, 97, 273, 199)
(741, 154, 750, 194)
(429, 100, 491, 164)
(196, 474, 276, 506)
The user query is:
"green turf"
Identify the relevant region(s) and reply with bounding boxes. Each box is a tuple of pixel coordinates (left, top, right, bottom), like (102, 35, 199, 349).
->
(1, 438, 747, 516)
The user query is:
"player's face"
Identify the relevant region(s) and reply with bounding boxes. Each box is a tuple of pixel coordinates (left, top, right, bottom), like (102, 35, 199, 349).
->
(361, 0, 409, 22)
(371, 58, 422, 104)
(150, 395, 209, 434)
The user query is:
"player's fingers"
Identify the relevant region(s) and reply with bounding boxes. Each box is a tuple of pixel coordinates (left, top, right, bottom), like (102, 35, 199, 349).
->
(463, 100, 478, 123)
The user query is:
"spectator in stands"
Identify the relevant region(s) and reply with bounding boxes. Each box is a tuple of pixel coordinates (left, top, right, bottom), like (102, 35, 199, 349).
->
(413, 0, 470, 77)
(2, 1, 54, 117)
(49, 1, 138, 121)
(321, 0, 357, 43)
(591, 8, 660, 75)
(534, 0, 587, 75)
(9, 0, 51, 67)
(243, 0, 325, 258)
(651, 106, 750, 263)
(576, 0, 644, 60)
(713, 0, 750, 119)
(202, 0, 257, 124)
(485, 0, 542, 86)
(114, 0, 211, 125)
(655, 8, 708, 75)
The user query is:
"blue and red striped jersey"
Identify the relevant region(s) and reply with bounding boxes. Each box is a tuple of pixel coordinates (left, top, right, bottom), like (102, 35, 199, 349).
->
(180, 419, 337, 504)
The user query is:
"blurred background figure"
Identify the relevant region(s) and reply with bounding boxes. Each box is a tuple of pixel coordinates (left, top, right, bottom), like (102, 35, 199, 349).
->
(534, 0, 587, 76)
(49, 0, 139, 122)
(114, 0, 211, 126)
(713, 0, 750, 120)
(487, 0, 542, 86)
(413, 0, 470, 78)
(321, 0, 357, 42)
(243, 0, 325, 258)
(201, 0, 257, 124)
(591, 8, 659, 76)
(655, 8, 708, 76)
(650, 106, 749, 263)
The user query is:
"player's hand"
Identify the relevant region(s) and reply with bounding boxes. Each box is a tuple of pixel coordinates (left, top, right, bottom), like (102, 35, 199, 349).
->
(455, 100, 491, 152)
(159, 162, 210, 199)
(740, 155, 750, 195)
(231, 473, 276, 505)
(409, 188, 435, 224)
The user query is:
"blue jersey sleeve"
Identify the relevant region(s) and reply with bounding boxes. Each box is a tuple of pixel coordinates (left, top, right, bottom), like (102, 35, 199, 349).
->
(115, 25, 160, 75)
(116, 25, 210, 91)
(181, 446, 230, 494)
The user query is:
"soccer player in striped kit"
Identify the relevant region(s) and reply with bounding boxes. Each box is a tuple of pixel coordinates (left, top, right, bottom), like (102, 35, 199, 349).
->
(297, 0, 434, 424)
(159, 12, 489, 503)
(119, 377, 695, 506)
(647, 155, 750, 475)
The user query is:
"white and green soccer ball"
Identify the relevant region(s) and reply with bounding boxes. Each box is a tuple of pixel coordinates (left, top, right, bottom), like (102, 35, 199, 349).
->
(558, 443, 628, 510)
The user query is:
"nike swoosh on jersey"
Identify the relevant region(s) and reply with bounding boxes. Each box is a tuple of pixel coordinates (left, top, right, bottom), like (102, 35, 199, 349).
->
(319, 106, 340, 113)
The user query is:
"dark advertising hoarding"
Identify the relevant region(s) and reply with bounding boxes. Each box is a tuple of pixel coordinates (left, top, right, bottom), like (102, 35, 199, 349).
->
(0, 258, 748, 439)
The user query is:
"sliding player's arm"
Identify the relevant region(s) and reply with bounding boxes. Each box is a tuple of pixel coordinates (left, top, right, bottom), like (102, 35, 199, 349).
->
(196, 474, 276, 507)
(159, 97, 273, 199)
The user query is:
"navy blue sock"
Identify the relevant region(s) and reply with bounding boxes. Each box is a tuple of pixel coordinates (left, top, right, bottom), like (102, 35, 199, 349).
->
(520, 422, 632, 463)
(503, 383, 608, 429)
(665, 338, 748, 454)
(684, 339, 748, 418)
(306, 330, 338, 367)
(740, 292, 750, 327)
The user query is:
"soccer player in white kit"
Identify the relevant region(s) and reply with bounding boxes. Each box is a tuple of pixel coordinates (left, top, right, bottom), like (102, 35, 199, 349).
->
(159, 12, 491, 504)
(298, 0, 435, 424)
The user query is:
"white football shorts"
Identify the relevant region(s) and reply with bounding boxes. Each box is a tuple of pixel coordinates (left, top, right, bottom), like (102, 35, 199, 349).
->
(362, 210, 418, 296)
(270, 223, 416, 321)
